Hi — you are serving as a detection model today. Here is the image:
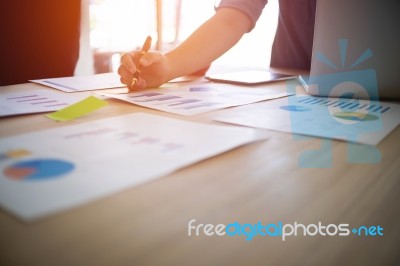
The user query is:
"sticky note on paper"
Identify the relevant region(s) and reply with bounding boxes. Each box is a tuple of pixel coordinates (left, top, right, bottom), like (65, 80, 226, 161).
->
(46, 96, 107, 122)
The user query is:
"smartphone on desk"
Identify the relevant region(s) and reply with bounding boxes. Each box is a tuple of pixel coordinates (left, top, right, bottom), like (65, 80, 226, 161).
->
(205, 70, 296, 85)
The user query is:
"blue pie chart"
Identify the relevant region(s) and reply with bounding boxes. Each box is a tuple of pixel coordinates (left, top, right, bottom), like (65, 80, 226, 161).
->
(3, 159, 74, 181)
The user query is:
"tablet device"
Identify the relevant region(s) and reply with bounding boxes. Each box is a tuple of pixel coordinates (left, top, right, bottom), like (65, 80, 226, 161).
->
(205, 70, 296, 85)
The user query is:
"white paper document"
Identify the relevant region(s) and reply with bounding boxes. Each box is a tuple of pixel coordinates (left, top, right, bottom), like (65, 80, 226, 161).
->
(31, 73, 125, 92)
(0, 90, 84, 117)
(0, 113, 266, 221)
(100, 83, 290, 116)
(214, 95, 400, 145)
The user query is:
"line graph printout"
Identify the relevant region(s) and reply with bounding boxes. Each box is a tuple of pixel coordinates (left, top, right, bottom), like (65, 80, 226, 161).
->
(214, 95, 400, 145)
(0, 113, 266, 221)
(0, 90, 84, 117)
(99, 83, 291, 116)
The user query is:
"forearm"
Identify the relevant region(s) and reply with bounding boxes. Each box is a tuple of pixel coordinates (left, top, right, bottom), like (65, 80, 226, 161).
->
(165, 8, 251, 80)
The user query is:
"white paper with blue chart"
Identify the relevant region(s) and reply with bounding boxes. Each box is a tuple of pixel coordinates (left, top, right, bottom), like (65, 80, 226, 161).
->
(0, 113, 266, 221)
(214, 95, 400, 145)
(99, 83, 291, 116)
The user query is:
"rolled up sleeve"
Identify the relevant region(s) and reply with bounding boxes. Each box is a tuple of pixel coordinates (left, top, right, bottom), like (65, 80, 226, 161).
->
(215, 0, 268, 31)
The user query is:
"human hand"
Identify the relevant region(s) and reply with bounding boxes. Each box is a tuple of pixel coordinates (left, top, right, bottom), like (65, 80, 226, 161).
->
(118, 51, 171, 90)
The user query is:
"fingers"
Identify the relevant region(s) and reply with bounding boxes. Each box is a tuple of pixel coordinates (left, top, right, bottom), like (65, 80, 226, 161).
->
(120, 52, 137, 74)
(120, 51, 157, 72)
(118, 51, 164, 90)
(118, 64, 146, 90)
(118, 63, 132, 86)
(119, 52, 141, 89)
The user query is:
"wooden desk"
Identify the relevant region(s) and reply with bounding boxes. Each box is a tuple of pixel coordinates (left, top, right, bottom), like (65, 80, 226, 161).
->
(0, 78, 399, 266)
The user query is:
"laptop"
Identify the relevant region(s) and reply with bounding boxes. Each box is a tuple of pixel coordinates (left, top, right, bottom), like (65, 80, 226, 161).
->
(300, 0, 400, 100)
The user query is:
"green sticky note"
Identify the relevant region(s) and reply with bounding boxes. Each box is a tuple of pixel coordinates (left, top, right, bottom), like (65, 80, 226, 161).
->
(46, 96, 108, 122)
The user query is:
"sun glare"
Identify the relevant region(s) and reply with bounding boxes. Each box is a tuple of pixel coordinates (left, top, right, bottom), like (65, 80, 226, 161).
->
(89, 0, 278, 71)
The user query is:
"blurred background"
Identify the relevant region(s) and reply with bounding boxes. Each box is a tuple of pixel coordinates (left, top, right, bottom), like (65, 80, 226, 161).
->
(75, 0, 279, 75)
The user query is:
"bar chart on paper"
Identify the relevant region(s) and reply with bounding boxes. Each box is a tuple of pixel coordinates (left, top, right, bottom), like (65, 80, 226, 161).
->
(0, 90, 84, 117)
(125, 91, 221, 111)
(100, 83, 291, 115)
(215, 95, 400, 145)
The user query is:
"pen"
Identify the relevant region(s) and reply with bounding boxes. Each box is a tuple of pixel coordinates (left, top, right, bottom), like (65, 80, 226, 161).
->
(131, 35, 152, 88)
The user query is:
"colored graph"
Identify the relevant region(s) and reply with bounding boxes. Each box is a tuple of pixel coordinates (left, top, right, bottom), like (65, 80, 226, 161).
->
(120, 91, 221, 112)
(3, 159, 74, 181)
(6, 94, 68, 108)
(333, 112, 379, 121)
(0, 90, 82, 117)
(297, 96, 391, 114)
(101, 86, 290, 116)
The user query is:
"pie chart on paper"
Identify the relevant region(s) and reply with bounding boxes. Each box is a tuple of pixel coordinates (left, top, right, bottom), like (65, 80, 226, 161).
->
(333, 112, 379, 122)
(3, 159, 74, 181)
